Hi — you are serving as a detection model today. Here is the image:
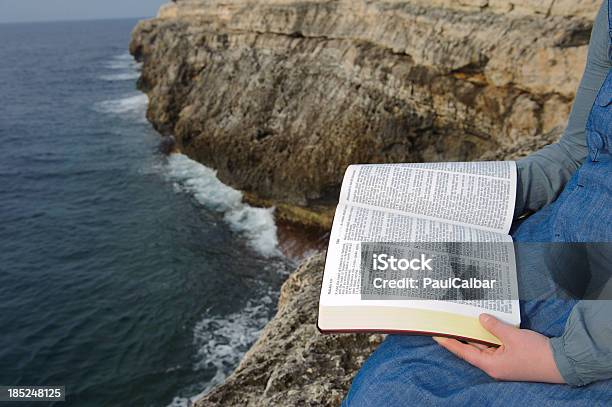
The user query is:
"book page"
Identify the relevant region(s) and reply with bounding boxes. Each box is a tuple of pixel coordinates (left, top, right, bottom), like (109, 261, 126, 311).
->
(338, 161, 517, 234)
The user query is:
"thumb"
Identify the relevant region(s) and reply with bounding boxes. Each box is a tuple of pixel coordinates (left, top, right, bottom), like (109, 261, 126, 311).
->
(479, 314, 518, 343)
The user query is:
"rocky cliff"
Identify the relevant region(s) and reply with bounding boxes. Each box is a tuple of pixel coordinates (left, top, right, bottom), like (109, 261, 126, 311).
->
(129, 1, 598, 405)
(130, 0, 597, 228)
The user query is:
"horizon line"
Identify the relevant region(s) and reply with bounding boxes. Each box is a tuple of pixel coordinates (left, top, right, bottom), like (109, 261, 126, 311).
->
(0, 15, 155, 25)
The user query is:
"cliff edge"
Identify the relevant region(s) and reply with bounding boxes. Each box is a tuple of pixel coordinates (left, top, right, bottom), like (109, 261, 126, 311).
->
(130, 0, 597, 228)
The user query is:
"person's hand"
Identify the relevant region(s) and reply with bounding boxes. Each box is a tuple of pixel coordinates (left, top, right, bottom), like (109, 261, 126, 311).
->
(433, 314, 565, 384)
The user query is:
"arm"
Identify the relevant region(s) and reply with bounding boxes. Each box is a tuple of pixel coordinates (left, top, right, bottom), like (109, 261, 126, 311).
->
(514, 0, 611, 216)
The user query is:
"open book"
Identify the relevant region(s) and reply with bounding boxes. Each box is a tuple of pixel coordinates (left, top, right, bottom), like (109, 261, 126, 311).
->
(318, 162, 520, 345)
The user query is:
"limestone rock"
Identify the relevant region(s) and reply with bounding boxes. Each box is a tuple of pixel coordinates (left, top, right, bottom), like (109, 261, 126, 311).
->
(129, 1, 596, 227)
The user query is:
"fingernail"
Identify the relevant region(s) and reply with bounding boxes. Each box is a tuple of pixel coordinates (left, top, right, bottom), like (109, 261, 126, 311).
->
(433, 336, 446, 344)
(480, 314, 492, 324)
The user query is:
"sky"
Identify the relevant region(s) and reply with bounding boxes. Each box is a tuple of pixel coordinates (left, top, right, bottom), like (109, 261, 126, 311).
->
(0, 0, 169, 23)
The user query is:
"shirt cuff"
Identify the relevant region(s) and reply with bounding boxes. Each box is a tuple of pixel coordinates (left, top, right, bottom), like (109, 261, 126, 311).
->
(550, 336, 584, 387)
(513, 161, 526, 218)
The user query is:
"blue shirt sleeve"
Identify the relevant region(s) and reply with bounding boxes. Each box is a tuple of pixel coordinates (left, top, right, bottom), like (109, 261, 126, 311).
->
(514, 0, 611, 216)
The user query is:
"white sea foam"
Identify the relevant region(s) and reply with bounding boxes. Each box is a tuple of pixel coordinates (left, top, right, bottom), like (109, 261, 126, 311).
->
(105, 53, 142, 70)
(95, 55, 146, 115)
(101, 53, 141, 81)
(165, 153, 281, 257)
(111, 53, 132, 61)
(160, 139, 284, 407)
(99, 72, 140, 81)
(167, 297, 274, 407)
(159, 155, 283, 406)
(94, 93, 148, 122)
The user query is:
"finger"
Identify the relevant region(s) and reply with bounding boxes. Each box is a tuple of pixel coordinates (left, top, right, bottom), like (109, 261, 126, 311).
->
(433, 337, 489, 369)
(479, 314, 519, 343)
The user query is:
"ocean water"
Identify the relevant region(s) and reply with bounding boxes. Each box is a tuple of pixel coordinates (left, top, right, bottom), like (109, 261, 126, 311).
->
(0, 19, 293, 406)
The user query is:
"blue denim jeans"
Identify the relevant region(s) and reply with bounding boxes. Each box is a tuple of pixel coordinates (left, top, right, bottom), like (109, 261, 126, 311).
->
(343, 330, 612, 407)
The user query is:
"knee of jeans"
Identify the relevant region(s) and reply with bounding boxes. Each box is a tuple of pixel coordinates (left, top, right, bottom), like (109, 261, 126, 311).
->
(343, 371, 392, 407)
(343, 335, 433, 406)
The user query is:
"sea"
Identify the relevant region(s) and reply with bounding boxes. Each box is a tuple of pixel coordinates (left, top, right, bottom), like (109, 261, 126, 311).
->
(0, 18, 297, 406)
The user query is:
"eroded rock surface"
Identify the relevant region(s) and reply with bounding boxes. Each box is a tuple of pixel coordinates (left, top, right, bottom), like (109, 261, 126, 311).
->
(130, 0, 596, 227)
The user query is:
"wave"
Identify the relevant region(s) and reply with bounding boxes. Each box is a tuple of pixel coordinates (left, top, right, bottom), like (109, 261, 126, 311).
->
(165, 154, 281, 257)
(110, 53, 132, 61)
(167, 297, 274, 407)
(105, 53, 142, 70)
(159, 129, 283, 407)
(99, 72, 140, 81)
(93, 94, 148, 122)
(101, 53, 141, 82)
